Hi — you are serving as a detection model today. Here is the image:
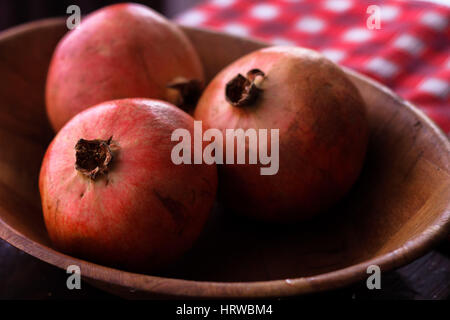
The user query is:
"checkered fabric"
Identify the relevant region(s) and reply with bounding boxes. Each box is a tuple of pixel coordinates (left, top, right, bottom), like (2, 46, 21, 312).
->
(176, 0, 450, 135)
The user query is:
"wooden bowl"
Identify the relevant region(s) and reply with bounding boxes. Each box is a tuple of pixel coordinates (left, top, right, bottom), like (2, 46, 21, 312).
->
(0, 18, 449, 299)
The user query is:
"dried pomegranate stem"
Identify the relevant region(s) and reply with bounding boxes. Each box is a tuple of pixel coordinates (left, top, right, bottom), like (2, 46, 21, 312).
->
(166, 77, 203, 112)
(225, 69, 266, 107)
(75, 137, 113, 180)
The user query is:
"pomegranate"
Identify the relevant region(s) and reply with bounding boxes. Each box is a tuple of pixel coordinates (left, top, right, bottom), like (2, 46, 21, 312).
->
(194, 46, 369, 222)
(39, 99, 217, 272)
(46, 3, 204, 132)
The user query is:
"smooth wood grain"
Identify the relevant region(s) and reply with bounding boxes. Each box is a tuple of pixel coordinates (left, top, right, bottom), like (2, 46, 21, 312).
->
(2, 237, 448, 299)
(0, 18, 449, 299)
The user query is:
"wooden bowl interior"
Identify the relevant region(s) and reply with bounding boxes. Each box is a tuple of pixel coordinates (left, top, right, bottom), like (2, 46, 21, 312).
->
(0, 19, 448, 297)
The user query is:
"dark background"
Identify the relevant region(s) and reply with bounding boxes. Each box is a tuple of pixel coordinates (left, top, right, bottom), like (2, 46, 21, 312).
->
(0, 0, 202, 31)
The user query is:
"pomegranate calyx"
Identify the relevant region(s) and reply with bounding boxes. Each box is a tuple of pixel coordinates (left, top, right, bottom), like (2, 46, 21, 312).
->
(75, 136, 113, 180)
(225, 69, 266, 107)
(166, 77, 203, 112)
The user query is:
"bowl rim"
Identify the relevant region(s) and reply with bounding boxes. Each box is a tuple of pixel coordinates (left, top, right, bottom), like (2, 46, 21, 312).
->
(0, 18, 449, 298)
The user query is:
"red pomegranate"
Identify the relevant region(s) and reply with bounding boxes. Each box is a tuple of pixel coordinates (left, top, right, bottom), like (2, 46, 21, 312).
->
(46, 3, 204, 132)
(194, 46, 369, 222)
(39, 99, 217, 272)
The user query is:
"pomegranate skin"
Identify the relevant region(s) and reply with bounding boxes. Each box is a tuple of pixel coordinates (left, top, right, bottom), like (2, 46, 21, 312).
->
(39, 99, 217, 272)
(195, 46, 369, 222)
(46, 3, 204, 132)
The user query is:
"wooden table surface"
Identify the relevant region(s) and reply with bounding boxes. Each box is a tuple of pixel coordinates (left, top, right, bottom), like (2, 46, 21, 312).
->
(1, 238, 448, 300)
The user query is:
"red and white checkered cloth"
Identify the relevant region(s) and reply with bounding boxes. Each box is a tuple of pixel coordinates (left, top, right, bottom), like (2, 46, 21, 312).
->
(176, 0, 450, 135)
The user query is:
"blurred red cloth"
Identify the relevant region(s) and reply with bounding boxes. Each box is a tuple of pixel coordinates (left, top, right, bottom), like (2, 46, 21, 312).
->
(176, 0, 450, 135)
